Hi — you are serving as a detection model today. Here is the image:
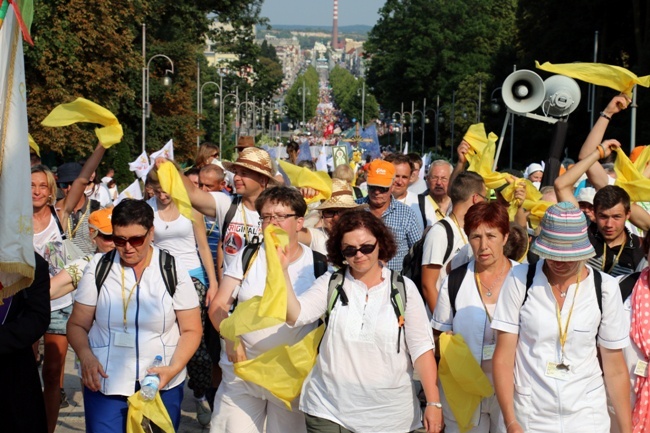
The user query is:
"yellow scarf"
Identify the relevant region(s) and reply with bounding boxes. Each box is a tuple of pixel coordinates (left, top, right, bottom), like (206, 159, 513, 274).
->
(278, 160, 332, 204)
(614, 148, 650, 202)
(126, 393, 174, 433)
(156, 162, 193, 221)
(41, 97, 123, 147)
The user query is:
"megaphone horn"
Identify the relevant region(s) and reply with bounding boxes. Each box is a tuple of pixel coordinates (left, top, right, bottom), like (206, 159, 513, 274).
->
(501, 70, 545, 114)
(543, 75, 581, 117)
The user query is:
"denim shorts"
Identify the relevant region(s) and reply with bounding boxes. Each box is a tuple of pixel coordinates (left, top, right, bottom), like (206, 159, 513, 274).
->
(47, 304, 73, 335)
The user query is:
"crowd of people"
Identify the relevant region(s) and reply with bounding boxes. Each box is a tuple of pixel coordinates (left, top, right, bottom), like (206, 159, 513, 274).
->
(8, 87, 650, 433)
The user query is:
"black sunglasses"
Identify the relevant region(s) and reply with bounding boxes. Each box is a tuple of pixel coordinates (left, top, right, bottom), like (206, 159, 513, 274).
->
(321, 209, 340, 219)
(341, 242, 378, 258)
(112, 230, 150, 247)
(95, 232, 114, 242)
(368, 185, 390, 194)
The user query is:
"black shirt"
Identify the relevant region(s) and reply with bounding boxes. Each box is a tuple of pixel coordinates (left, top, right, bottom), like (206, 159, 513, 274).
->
(586, 222, 644, 277)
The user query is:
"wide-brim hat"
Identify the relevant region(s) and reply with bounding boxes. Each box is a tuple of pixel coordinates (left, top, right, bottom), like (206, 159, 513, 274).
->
(315, 179, 367, 210)
(531, 201, 595, 262)
(236, 135, 255, 150)
(222, 147, 279, 184)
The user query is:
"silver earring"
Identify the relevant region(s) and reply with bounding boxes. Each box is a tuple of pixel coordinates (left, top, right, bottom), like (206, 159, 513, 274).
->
(342, 260, 348, 265)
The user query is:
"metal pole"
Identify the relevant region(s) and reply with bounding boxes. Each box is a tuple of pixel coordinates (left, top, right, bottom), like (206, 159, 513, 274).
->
(451, 91, 456, 163)
(196, 62, 200, 149)
(219, 71, 223, 156)
(410, 100, 415, 149)
(361, 81, 366, 127)
(477, 79, 482, 123)
(509, 113, 514, 169)
(400, 102, 404, 152)
(589, 31, 599, 128)
(141, 23, 146, 154)
(435, 95, 439, 153)
(631, 84, 638, 153)
(421, 98, 426, 155)
(302, 80, 306, 126)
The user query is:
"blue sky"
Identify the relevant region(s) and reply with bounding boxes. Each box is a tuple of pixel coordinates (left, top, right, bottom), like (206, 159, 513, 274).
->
(260, 0, 385, 27)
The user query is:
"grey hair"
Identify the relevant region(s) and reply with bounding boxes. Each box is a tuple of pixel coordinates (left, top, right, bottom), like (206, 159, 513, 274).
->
(427, 160, 453, 177)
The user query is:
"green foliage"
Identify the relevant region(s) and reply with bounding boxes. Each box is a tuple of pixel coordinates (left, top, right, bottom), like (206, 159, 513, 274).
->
(284, 67, 319, 124)
(329, 66, 379, 125)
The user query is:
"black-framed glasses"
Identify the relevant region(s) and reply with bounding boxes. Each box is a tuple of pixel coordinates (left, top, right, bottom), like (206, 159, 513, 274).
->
(260, 214, 297, 223)
(112, 229, 150, 247)
(95, 232, 114, 242)
(341, 242, 378, 258)
(368, 185, 390, 194)
(321, 209, 340, 219)
(476, 192, 489, 202)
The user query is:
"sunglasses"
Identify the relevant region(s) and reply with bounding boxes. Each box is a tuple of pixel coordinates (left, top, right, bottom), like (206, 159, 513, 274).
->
(341, 242, 378, 258)
(95, 232, 114, 242)
(321, 209, 340, 219)
(368, 185, 390, 194)
(112, 229, 150, 247)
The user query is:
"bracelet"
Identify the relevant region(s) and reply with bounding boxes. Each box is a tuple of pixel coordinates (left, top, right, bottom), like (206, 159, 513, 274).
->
(600, 111, 612, 121)
(597, 144, 605, 159)
(426, 402, 442, 408)
(506, 419, 518, 431)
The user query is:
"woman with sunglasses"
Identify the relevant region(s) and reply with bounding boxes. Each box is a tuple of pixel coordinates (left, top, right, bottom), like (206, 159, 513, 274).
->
(283, 210, 442, 433)
(432, 202, 516, 432)
(67, 199, 202, 433)
(145, 166, 218, 425)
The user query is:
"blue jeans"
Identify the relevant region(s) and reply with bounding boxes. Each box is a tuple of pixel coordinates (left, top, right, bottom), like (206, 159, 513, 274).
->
(83, 381, 184, 433)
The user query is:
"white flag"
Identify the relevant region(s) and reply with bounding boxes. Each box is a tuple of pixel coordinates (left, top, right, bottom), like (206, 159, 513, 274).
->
(403, 142, 409, 155)
(420, 152, 429, 180)
(114, 179, 143, 206)
(315, 144, 328, 172)
(128, 151, 151, 179)
(0, 6, 36, 297)
(149, 139, 174, 166)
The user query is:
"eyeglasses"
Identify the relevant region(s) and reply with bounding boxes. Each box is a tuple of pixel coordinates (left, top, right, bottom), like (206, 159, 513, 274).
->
(341, 242, 378, 258)
(368, 186, 390, 194)
(112, 229, 150, 247)
(321, 209, 340, 219)
(429, 176, 449, 183)
(260, 214, 297, 223)
(476, 192, 489, 202)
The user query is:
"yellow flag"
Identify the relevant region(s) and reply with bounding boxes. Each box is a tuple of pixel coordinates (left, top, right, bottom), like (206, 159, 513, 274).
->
(156, 162, 193, 221)
(28, 133, 39, 156)
(235, 324, 325, 409)
(41, 97, 123, 147)
(464, 123, 509, 190)
(278, 160, 332, 204)
(536, 61, 650, 96)
(439, 333, 494, 433)
(220, 225, 290, 345)
(614, 148, 650, 202)
(126, 393, 174, 433)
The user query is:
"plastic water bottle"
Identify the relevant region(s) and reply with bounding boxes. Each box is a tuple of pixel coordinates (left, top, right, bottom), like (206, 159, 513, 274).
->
(140, 355, 163, 400)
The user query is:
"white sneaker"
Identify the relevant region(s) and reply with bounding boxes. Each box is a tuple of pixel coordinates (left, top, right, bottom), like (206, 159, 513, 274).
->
(196, 398, 212, 427)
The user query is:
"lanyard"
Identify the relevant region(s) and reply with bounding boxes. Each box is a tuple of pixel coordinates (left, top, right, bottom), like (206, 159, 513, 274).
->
(67, 200, 90, 239)
(120, 249, 151, 332)
(207, 217, 218, 236)
(426, 195, 446, 220)
(554, 270, 582, 365)
(601, 238, 625, 273)
(240, 202, 250, 243)
(450, 213, 467, 244)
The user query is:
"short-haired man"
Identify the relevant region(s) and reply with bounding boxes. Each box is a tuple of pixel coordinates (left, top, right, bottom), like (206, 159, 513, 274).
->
(421, 160, 454, 227)
(421, 171, 486, 312)
(208, 186, 320, 432)
(407, 152, 428, 195)
(356, 159, 422, 271)
(384, 154, 424, 230)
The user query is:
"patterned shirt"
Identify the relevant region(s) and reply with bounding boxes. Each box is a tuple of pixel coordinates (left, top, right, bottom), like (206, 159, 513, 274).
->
(356, 196, 423, 271)
(586, 223, 644, 277)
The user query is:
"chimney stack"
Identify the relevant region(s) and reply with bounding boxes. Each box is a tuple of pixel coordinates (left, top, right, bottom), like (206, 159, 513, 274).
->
(332, 0, 339, 50)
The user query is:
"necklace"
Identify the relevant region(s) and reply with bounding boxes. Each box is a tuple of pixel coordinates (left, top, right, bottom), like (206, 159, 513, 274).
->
(476, 260, 509, 297)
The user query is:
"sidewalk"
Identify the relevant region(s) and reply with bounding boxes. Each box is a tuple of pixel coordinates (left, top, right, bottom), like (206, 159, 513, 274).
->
(54, 345, 209, 433)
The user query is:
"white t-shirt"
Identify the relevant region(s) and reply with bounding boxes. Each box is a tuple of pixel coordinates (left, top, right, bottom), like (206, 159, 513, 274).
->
(422, 195, 452, 227)
(223, 242, 318, 361)
(396, 190, 425, 231)
(86, 183, 112, 208)
(148, 198, 201, 273)
(307, 227, 328, 256)
(295, 266, 434, 432)
(211, 192, 261, 270)
(33, 214, 74, 311)
(75, 247, 199, 396)
(408, 177, 428, 195)
(422, 216, 467, 286)
(491, 262, 629, 431)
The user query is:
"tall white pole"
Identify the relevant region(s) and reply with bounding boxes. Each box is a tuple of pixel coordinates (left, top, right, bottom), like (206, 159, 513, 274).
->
(141, 23, 146, 154)
(196, 62, 200, 148)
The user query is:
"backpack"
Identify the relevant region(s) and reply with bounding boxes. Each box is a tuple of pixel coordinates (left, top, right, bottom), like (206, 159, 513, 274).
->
(417, 194, 427, 227)
(402, 219, 454, 294)
(230, 241, 328, 310)
(619, 271, 641, 302)
(95, 249, 178, 297)
(222, 195, 242, 236)
(447, 262, 603, 316)
(324, 268, 407, 353)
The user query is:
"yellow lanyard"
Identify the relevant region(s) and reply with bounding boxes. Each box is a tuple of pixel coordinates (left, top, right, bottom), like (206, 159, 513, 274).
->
(67, 200, 90, 239)
(450, 213, 467, 244)
(120, 250, 150, 332)
(427, 195, 446, 220)
(601, 239, 625, 273)
(554, 270, 582, 365)
(240, 202, 250, 244)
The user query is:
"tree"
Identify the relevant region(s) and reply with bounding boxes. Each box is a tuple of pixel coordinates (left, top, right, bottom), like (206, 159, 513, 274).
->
(285, 67, 319, 124)
(329, 66, 379, 124)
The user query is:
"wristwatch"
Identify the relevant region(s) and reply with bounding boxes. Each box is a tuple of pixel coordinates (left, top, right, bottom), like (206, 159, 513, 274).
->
(426, 402, 443, 408)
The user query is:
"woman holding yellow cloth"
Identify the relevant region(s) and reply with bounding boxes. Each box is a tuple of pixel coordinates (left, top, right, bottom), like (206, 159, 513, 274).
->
(283, 210, 442, 433)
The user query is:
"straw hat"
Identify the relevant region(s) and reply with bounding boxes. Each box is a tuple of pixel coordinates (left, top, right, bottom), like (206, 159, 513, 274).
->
(236, 136, 255, 150)
(222, 147, 279, 184)
(315, 179, 366, 210)
(531, 201, 595, 262)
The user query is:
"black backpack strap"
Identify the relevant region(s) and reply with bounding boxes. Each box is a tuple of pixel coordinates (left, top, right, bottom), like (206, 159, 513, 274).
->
(222, 196, 242, 236)
(522, 263, 537, 305)
(593, 269, 602, 315)
(389, 270, 408, 353)
(50, 206, 67, 239)
(619, 271, 641, 302)
(439, 219, 455, 264)
(231, 241, 262, 312)
(418, 194, 427, 227)
(325, 268, 346, 326)
(312, 251, 328, 279)
(448, 262, 470, 316)
(95, 249, 118, 293)
(159, 249, 178, 297)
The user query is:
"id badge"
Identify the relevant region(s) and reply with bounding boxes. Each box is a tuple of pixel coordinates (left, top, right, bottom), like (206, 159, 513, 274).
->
(482, 344, 496, 360)
(545, 361, 570, 381)
(113, 331, 136, 348)
(635, 360, 648, 377)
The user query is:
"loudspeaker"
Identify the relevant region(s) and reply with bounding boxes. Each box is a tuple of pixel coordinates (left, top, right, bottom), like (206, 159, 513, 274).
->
(543, 75, 581, 117)
(501, 70, 545, 114)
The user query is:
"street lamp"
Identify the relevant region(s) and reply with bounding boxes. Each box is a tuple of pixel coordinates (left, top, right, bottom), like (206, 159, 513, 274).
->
(437, 91, 457, 163)
(297, 80, 311, 127)
(391, 102, 405, 152)
(413, 96, 441, 154)
(489, 86, 515, 169)
(357, 80, 366, 128)
(141, 23, 174, 154)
